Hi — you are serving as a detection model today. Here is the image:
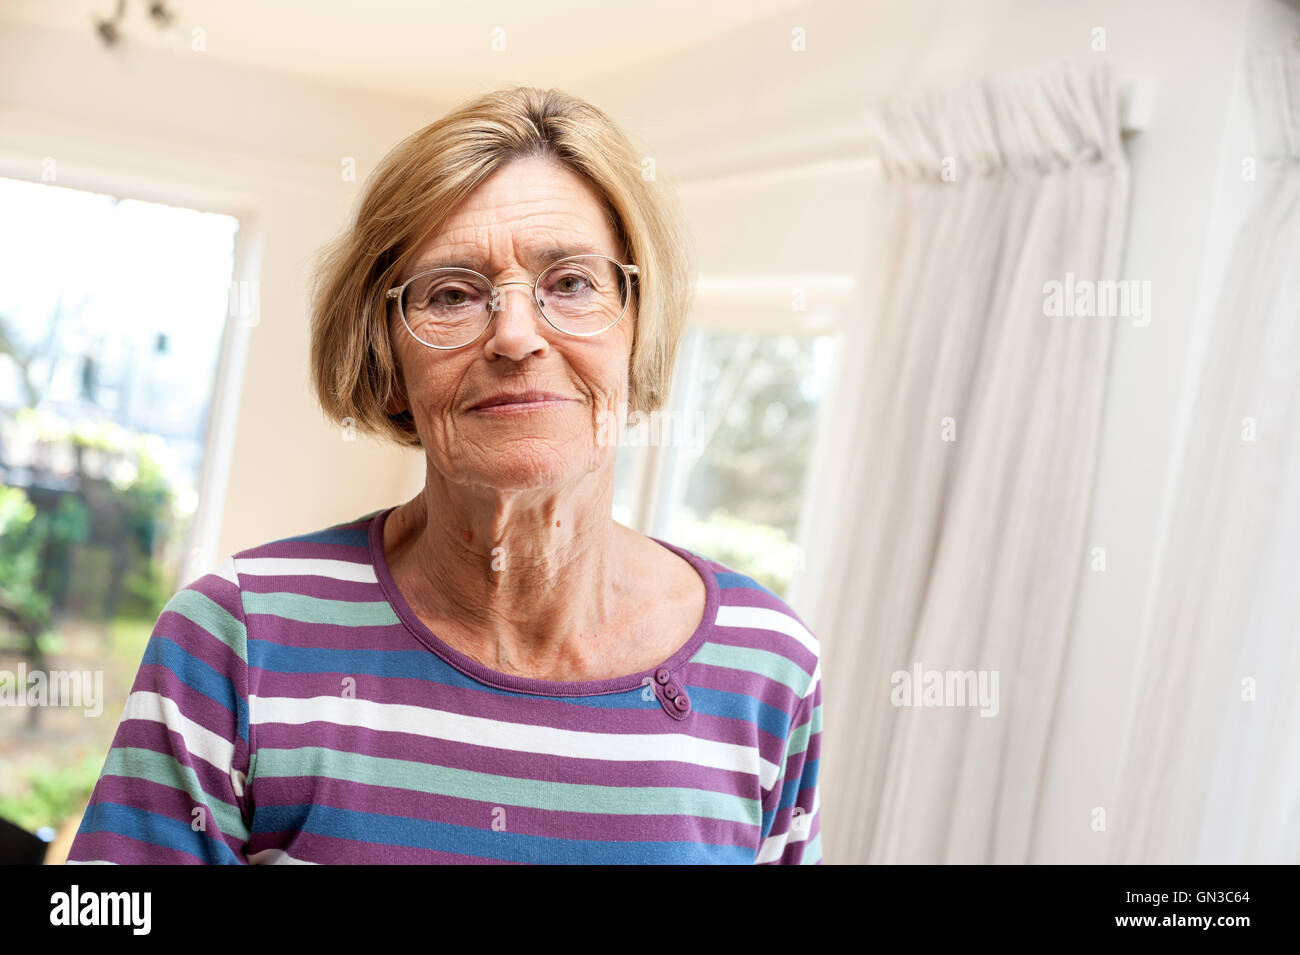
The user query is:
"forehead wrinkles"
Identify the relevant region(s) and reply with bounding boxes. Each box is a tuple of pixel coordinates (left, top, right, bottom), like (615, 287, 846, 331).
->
(465, 173, 598, 214)
(419, 211, 614, 273)
(440, 200, 604, 243)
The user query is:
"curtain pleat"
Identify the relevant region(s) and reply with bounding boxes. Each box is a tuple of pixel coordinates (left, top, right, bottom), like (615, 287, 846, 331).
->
(1110, 49, 1300, 863)
(798, 60, 1129, 863)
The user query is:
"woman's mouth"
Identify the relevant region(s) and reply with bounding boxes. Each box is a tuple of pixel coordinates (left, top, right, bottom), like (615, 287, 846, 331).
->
(469, 391, 575, 414)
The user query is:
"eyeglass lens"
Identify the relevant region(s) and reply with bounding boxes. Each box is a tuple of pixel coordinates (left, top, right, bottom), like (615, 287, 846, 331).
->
(400, 255, 630, 348)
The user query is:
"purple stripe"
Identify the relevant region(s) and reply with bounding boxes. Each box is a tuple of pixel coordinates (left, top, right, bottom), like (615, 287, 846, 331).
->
(84, 775, 246, 854)
(250, 669, 758, 744)
(251, 721, 757, 798)
(237, 540, 369, 562)
(249, 776, 757, 844)
(67, 829, 208, 865)
(246, 621, 412, 650)
(151, 608, 248, 676)
(187, 571, 247, 622)
(243, 830, 515, 865)
(107, 717, 244, 802)
(238, 574, 379, 600)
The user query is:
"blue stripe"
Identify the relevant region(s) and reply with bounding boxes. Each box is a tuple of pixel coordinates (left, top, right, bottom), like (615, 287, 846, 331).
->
(759, 759, 820, 838)
(254, 804, 753, 864)
(714, 572, 779, 598)
(686, 685, 790, 737)
(251, 642, 443, 677)
(249, 641, 671, 710)
(251, 642, 795, 726)
(144, 637, 249, 744)
(76, 802, 244, 864)
(776, 758, 819, 811)
(274, 523, 372, 547)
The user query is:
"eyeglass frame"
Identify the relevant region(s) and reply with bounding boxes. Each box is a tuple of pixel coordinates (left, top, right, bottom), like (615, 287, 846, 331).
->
(385, 253, 640, 351)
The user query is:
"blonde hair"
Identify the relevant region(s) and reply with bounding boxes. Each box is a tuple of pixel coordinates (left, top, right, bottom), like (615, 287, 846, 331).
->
(309, 86, 695, 449)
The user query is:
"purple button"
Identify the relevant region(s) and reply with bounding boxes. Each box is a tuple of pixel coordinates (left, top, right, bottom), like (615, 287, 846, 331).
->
(654, 668, 670, 685)
(663, 684, 679, 700)
(673, 694, 690, 712)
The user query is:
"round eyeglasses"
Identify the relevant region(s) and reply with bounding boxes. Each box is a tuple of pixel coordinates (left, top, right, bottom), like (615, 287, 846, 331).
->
(386, 254, 639, 350)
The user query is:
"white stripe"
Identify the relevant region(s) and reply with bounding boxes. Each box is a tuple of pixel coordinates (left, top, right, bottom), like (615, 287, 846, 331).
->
(233, 557, 377, 583)
(714, 604, 818, 658)
(755, 786, 820, 862)
(213, 556, 239, 586)
(123, 691, 238, 791)
(803, 662, 821, 701)
(247, 848, 317, 864)
(252, 694, 780, 790)
(66, 859, 117, 865)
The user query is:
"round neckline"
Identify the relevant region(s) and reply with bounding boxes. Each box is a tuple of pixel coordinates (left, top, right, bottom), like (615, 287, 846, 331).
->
(368, 505, 719, 697)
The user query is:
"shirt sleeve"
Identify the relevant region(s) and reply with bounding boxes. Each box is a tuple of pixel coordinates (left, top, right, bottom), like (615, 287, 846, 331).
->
(66, 558, 253, 864)
(757, 666, 823, 864)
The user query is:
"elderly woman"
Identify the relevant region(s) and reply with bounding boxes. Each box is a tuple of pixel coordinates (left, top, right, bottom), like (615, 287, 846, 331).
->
(67, 87, 821, 865)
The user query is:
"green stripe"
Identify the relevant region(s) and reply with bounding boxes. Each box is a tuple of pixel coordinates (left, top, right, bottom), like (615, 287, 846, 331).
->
(104, 746, 250, 841)
(785, 707, 816, 760)
(801, 831, 823, 864)
(688, 643, 810, 693)
(786, 700, 822, 759)
(165, 589, 247, 662)
(256, 746, 761, 826)
(241, 592, 400, 626)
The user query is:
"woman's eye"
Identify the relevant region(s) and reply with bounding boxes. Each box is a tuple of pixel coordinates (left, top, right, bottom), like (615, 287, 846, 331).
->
(551, 272, 591, 293)
(432, 286, 475, 307)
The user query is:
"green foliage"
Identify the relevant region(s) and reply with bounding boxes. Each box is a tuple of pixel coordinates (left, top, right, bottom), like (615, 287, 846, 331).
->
(682, 332, 821, 539)
(120, 454, 173, 557)
(108, 615, 155, 669)
(674, 509, 802, 596)
(0, 751, 103, 833)
(48, 492, 91, 542)
(0, 488, 88, 643)
(2, 407, 178, 628)
(0, 486, 48, 628)
(112, 448, 178, 621)
(651, 330, 823, 598)
(35, 629, 66, 656)
(119, 561, 173, 621)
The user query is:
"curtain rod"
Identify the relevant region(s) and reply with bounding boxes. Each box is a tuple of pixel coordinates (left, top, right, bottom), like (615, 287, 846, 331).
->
(672, 80, 1151, 190)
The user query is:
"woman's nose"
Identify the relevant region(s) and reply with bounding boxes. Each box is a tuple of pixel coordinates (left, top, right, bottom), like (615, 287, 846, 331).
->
(485, 283, 548, 357)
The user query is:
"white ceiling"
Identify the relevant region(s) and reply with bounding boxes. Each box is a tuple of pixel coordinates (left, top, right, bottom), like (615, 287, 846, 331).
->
(0, 0, 811, 102)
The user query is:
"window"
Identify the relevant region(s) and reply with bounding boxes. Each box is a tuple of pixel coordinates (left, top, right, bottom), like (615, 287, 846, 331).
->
(0, 175, 238, 838)
(615, 325, 837, 599)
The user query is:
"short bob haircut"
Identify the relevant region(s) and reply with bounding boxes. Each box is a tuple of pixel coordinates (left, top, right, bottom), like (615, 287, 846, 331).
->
(309, 86, 695, 450)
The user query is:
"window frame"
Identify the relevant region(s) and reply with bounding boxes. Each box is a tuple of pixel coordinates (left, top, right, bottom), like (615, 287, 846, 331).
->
(617, 276, 851, 600)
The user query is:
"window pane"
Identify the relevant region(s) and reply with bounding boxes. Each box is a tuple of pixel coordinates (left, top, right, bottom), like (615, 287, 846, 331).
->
(0, 176, 238, 843)
(655, 327, 834, 598)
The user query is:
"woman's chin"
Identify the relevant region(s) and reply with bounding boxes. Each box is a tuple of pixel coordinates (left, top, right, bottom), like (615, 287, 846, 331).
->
(462, 452, 582, 492)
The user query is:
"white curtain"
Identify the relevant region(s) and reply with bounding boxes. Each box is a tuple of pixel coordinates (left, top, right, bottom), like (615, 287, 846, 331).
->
(1110, 49, 1300, 864)
(794, 61, 1129, 863)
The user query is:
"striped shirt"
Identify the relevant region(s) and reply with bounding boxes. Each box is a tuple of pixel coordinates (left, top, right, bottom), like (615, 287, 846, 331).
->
(67, 506, 823, 864)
